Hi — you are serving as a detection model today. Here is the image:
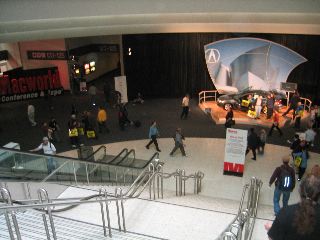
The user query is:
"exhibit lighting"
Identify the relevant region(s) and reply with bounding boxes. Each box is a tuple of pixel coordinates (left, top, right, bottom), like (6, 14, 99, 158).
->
(90, 66, 95, 72)
(75, 69, 80, 74)
(84, 63, 90, 69)
(128, 48, 132, 55)
(90, 61, 95, 67)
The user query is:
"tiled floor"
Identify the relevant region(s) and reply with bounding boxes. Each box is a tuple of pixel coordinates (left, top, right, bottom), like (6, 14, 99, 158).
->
(57, 137, 320, 239)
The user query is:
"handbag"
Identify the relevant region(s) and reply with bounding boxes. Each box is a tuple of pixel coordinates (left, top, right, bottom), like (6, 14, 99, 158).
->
(294, 156, 302, 168)
(77, 127, 84, 135)
(86, 130, 96, 138)
(68, 128, 78, 137)
(247, 110, 256, 118)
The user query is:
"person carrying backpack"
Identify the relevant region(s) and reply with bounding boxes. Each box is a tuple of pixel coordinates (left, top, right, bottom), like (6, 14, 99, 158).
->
(269, 155, 296, 216)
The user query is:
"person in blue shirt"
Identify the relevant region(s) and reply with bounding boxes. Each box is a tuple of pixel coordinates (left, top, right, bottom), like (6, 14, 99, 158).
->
(294, 102, 303, 129)
(145, 121, 161, 152)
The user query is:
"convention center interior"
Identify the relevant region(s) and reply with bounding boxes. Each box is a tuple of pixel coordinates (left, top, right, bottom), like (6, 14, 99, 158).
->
(1, 0, 320, 239)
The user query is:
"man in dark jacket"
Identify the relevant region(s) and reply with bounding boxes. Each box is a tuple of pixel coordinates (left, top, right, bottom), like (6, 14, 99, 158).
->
(245, 128, 259, 160)
(282, 91, 300, 119)
(269, 156, 296, 216)
(266, 93, 275, 119)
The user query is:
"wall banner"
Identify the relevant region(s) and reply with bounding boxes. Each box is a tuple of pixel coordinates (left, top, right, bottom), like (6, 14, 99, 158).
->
(0, 67, 64, 103)
(224, 128, 248, 177)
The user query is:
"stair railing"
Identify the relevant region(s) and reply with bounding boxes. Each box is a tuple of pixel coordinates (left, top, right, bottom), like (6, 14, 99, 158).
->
(216, 177, 263, 240)
(0, 187, 129, 240)
(0, 187, 21, 240)
(154, 166, 205, 199)
(37, 188, 57, 240)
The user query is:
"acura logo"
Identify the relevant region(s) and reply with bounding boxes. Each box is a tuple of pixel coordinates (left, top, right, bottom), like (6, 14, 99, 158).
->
(205, 49, 220, 63)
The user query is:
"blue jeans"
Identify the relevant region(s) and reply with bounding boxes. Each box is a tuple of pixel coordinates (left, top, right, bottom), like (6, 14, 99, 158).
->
(273, 186, 290, 215)
(47, 157, 56, 174)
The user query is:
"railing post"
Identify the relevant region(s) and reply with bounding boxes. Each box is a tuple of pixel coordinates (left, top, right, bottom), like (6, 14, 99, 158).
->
(119, 188, 126, 232)
(72, 161, 78, 185)
(115, 188, 122, 231)
(38, 188, 57, 240)
(85, 163, 90, 185)
(182, 170, 186, 196)
(1, 187, 21, 240)
(204, 92, 206, 103)
(99, 188, 112, 237)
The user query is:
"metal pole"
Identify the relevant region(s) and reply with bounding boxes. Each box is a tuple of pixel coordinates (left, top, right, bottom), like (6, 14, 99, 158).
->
(38, 188, 57, 240)
(119, 189, 126, 232)
(85, 163, 89, 185)
(182, 170, 186, 196)
(37, 189, 52, 240)
(115, 188, 122, 231)
(72, 161, 78, 185)
(1, 187, 21, 240)
(98, 191, 107, 237)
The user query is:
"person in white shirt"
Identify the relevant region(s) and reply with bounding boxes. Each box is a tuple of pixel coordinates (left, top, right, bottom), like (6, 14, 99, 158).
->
(30, 137, 57, 173)
(255, 95, 263, 119)
(180, 94, 190, 119)
(88, 84, 97, 106)
(27, 103, 37, 126)
(305, 127, 317, 147)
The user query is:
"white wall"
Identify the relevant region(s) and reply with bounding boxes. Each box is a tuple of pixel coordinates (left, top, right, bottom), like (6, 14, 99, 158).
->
(19, 39, 70, 90)
(0, 42, 22, 72)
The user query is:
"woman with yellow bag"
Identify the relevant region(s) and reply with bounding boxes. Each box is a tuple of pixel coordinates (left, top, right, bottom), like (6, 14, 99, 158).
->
(293, 140, 309, 181)
(68, 114, 81, 148)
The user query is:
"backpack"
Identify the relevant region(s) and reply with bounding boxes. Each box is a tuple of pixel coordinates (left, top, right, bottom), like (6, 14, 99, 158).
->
(278, 167, 293, 191)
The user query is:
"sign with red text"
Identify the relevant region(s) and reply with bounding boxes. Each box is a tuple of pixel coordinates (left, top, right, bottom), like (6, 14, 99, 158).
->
(0, 67, 63, 103)
(224, 128, 248, 177)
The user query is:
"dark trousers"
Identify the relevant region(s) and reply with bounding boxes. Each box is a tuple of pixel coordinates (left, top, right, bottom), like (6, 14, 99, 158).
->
(268, 124, 283, 136)
(294, 117, 301, 129)
(282, 105, 296, 119)
(70, 136, 79, 146)
(146, 135, 160, 151)
(180, 106, 189, 119)
(98, 121, 110, 133)
(298, 167, 306, 180)
(170, 143, 186, 156)
(246, 147, 256, 160)
(267, 108, 273, 119)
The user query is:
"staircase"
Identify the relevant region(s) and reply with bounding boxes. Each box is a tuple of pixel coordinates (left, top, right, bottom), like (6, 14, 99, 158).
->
(0, 210, 165, 240)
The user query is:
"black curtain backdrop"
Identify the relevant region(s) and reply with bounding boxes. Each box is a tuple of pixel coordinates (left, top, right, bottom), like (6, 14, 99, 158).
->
(123, 33, 320, 103)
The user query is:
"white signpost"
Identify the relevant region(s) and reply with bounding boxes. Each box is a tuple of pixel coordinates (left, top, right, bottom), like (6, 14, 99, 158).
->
(224, 128, 248, 177)
(114, 76, 128, 103)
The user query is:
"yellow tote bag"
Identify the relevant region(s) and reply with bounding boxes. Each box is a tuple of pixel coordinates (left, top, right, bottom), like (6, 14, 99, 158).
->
(86, 130, 96, 138)
(68, 128, 78, 137)
(77, 127, 84, 135)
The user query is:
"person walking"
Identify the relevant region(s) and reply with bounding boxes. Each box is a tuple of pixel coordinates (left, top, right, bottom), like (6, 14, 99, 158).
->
(254, 95, 263, 119)
(145, 121, 161, 152)
(170, 128, 186, 157)
(180, 94, 190, 119)
(269, 155, 296, 216)
(282, 90, 300, 119)
(224, 107, 234, 128)
(294, 102, 303, 129)
(293, 140, 310, 181)
(30, 137, 57, 174)
(246, 128, 259, 160)
(266, 174, 320, 240)
(27, 103, 37, 126)
(97, 106, 109, 133)
(268, 111, 283, 137)
(266, 93, 275, 119)
(88, 84, 97, 106)
(258, 129, 267, 154)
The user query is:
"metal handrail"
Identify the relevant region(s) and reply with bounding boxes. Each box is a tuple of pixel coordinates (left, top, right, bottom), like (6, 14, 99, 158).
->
(108, 148, 128, 164)
(199, 90, 218, 104)
(300, 97, 312, 112)
(0, 186, 127, 239)
(82, 145, 107, 161)
(116, 149, 135, 166)
(216, 177, 262, 240)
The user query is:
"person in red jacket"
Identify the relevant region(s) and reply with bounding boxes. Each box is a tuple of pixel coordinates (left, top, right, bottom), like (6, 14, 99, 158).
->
(268, 111, 283, 137)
